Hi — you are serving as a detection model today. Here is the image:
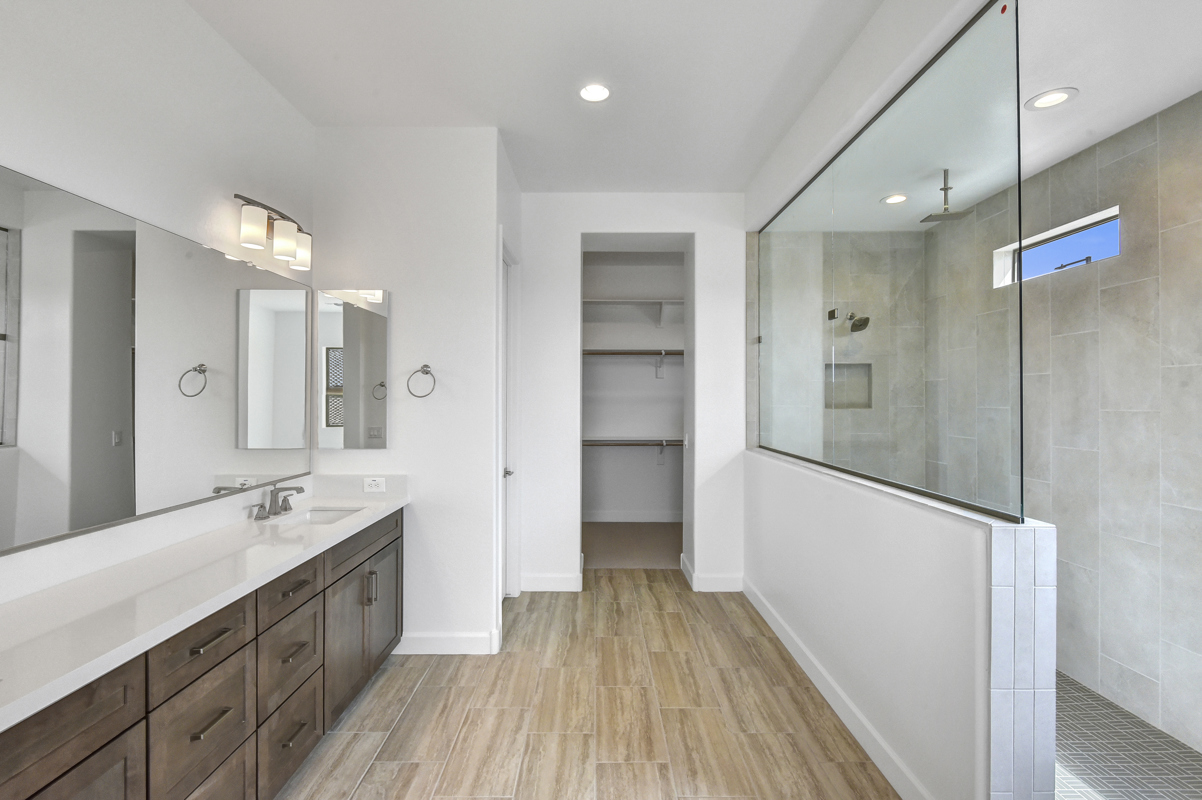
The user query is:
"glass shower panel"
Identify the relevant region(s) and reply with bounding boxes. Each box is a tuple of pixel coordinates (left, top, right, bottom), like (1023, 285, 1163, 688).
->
(757, 0, 1022, 519)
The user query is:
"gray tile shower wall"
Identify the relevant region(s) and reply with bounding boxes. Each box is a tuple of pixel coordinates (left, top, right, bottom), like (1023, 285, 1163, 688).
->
(1026, 88, 1202, 752)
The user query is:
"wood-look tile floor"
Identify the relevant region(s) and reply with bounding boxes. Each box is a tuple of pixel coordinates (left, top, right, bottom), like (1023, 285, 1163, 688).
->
(277, 569, 902, 800)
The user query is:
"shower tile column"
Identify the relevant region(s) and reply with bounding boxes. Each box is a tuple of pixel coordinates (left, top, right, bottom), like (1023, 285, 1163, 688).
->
(991, 520, 1057, 800)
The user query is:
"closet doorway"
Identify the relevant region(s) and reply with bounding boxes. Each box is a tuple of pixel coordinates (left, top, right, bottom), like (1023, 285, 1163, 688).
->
(581, 233, 690, 569)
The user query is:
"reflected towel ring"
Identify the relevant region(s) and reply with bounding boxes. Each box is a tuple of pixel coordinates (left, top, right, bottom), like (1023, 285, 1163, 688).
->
(406, 365, 435, 398)
(372, 382, 387, 400)
(179, 364, 208, 398)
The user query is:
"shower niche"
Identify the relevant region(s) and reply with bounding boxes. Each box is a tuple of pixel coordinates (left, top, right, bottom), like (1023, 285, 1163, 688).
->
(824, 363, 872, 409)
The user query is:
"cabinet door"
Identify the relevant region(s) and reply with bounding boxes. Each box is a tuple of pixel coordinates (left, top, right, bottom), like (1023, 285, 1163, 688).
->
(365, 538, 402, 673)
(32, 721, 145, 800)
(323, 562, 369, 728)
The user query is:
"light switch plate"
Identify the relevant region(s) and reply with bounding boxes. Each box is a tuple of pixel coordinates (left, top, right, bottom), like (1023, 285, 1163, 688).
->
(364, 477, 385, 493)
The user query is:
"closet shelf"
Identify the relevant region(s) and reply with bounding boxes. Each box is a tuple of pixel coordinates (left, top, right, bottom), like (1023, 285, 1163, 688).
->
(583, 349, 684, 356)
(582, 298, 684, 304)
(583, 438, 684, 447)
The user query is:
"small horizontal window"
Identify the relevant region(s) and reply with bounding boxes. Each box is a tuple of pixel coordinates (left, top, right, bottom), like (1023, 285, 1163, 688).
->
(1018, 217, 1120, 281)
(992, 206, 1121, 287)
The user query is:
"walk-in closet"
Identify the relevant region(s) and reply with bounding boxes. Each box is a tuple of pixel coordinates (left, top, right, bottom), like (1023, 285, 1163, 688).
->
(581, 234, 689, 569)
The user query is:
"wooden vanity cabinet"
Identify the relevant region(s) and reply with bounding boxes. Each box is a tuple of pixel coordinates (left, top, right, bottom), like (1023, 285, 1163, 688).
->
(0, 656, 146, 800)
(323, 525, 403, 728)
(31, 722, 146, 800)
(2, 509, 404, 800)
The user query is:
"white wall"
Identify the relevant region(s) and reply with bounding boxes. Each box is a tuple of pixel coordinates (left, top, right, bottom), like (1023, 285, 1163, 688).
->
(313, 127, 501, 654)
(744, 0, 982, 229)
(743, 449, 990, 800)
(135, 225, 310, 513)
(0, 0, 314, 269)
(519, 194, 745, 591)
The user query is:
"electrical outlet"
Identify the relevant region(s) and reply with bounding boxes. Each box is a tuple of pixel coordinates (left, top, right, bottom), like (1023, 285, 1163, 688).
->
(367, 427, 383, 439)
(364, 477, 385, 493)
(236, 477, 253, 488)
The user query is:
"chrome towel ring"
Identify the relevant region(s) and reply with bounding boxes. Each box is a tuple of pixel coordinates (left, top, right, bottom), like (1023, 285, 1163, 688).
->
(406, 365, 435, 398)
(179, 364, 208, 398)
(372, 382, 388, 400)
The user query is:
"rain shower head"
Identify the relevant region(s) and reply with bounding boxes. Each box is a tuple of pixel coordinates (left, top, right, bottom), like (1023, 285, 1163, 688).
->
(920, 168, 972, 223)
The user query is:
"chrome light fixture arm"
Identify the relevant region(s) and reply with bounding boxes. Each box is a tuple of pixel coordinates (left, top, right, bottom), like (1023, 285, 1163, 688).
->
(233, 194, 307, 234)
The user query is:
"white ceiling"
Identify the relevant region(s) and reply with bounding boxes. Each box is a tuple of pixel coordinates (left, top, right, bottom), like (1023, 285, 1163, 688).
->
(183, 0, 885, 192)
(1018, 0, 1202, 179)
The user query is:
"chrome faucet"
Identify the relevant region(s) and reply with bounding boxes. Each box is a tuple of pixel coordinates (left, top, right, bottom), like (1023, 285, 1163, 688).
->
(268, 485, 305, 516)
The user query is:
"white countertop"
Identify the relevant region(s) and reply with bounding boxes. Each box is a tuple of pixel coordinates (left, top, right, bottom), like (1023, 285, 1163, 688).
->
(0, 494, 409, 733)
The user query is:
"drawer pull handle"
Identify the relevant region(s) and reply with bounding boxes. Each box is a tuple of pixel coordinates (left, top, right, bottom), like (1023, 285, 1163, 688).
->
(281, 578, 312, 598)
(189, 626, 237, 657)
(190, 707, 233, 741)
(281, 642, 311, 664)
(366, 570, 379, 606)
(281, 720, 309, 749)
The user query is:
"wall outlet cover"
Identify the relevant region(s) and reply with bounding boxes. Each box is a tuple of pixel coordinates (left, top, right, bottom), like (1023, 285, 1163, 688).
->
(236, 477, 253, 488)
(364, 477, 385, 493)
(367, 427, 383, 439)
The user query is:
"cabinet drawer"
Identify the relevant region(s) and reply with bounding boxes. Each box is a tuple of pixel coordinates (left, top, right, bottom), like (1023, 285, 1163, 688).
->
(258, 556, 323, 634)
(0, 656, 146, 800)
(325, 511, 401, 585)
(258, 668, 323, 800)
(185, 735, 254, 800)
(31, 721, 146, 800)
(258, 594, 324, 719)
(148, 642, 256, 800)
(148, 595, 256, 709)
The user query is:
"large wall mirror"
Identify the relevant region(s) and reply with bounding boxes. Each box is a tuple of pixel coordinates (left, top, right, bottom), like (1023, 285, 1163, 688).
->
(0, 165, 311, 553)
(317, 291, 388, 449)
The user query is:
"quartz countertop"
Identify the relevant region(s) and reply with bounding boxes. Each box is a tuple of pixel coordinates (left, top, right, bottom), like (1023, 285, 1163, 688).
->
(0, 494, 409, 733)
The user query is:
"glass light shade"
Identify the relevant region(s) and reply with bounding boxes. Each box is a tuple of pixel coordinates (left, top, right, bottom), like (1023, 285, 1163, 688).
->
(273, 219, 298, 261)
(290, 232, 312, 270)
(240, 204, 268, 250)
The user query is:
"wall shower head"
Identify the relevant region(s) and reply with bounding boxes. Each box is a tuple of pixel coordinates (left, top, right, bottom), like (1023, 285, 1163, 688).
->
(847, 312, 870, 332)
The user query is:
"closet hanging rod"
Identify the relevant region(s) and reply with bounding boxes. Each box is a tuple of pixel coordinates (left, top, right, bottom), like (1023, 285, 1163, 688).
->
(582, 439, 685, 447)
(583, 349, 684, 356)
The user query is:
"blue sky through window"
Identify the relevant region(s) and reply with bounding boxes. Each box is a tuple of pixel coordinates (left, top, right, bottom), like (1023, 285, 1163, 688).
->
(1020, 218, 1120, 280)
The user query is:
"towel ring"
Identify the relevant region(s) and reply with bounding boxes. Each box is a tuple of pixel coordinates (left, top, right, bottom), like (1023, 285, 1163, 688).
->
(179, 364, 208, 398)
(372, 382, 387, 400)
(406, 365, 435, 398)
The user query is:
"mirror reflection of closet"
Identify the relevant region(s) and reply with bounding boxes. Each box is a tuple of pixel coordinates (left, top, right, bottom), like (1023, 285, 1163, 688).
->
(317, 291, 388, 449)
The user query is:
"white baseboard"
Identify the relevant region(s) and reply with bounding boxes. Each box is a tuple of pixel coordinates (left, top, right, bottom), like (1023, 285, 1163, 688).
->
(679, 553, 743, 592)
(395, 631, 493, 655)
(583, 512, 684, 523)
(742, 578, 934, 800)
(522, 573, 583, 592)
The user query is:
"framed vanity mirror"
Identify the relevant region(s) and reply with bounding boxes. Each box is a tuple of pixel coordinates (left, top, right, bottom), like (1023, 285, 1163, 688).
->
(317, 291, 388, 449)
(0, 165, 311, 554)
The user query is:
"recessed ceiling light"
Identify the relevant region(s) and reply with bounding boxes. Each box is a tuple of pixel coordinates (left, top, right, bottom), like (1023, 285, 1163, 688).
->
(580, 84, 610, 102)
(881, 194, 907, 204)
(1024, 87, 1078, 111)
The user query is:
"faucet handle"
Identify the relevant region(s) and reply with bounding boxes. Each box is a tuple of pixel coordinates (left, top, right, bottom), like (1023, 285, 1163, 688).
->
(280, 495, 294, 513)
(253, 503, 269, 521)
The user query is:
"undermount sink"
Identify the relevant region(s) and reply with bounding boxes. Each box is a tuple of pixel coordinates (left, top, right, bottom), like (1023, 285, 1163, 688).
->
(281, 507, 363, 525)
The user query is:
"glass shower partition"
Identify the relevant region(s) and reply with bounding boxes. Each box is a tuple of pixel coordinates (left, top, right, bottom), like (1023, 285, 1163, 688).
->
(757, 0, 1023, 520)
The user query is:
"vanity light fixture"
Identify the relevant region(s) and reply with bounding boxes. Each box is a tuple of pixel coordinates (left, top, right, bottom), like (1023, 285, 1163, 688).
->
(881, 194, 908, 204)
(1024, 87, 1078, 111)
(273, 219, 298, 262)
(236, 194, 311, 267)
(580, 84, 610, 102)
(291, 232, 312, 270)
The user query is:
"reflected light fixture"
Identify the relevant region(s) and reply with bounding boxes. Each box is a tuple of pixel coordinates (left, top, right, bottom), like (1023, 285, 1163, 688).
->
(235, 194, 311, 267)
(580, 84, 610, 102)
(224, 254, 241, 260)
(881, 194, 907, 204)
(1024, 87, 1078, 111)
